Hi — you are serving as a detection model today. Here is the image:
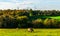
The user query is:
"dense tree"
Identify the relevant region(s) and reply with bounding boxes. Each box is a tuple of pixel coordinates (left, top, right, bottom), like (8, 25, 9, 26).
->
(44, 18, 58, 28)
(0, 9, 60, 28)
(32, 19, 44, 28)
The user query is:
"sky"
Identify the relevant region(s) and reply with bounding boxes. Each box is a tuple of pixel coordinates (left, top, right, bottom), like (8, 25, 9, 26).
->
(0, 0, 60, 10)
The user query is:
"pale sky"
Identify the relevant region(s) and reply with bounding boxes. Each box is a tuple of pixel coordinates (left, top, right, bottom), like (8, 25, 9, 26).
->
(0, 0, 60, 10)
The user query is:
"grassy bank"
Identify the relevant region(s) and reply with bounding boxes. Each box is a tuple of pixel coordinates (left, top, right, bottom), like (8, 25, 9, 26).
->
(0, 29, 60, 36)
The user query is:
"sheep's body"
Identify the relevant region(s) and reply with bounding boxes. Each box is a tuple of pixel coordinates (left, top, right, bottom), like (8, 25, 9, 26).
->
(28, 28, 34, 32)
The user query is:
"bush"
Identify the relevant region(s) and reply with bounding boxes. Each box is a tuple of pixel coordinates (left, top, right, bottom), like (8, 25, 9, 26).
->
(32, 19, 44, 28)
(17, 16, 28, 28)
(44, 18, 58, 28)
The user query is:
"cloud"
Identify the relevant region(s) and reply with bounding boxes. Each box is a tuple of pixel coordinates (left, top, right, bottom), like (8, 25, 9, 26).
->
(0, 0, 35, 9)
(0, 0, 60, 10)
(20, 1, 33, 5)
(0, 2, 17, 9)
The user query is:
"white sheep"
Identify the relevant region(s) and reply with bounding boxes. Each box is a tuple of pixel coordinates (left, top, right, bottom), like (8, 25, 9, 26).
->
(28, 28, 34, 32)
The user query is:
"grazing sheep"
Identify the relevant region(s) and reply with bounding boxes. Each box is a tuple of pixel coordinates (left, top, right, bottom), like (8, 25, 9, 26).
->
(28, 28, 34, 32)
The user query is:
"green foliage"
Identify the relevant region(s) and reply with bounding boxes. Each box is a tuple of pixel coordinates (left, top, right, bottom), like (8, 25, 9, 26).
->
(32, 19, 43, 24)
(32, 19, 44, 28)
(44, 18, 51, 26)
(44, 18, 59, 28)
(0, 9, 60, 28)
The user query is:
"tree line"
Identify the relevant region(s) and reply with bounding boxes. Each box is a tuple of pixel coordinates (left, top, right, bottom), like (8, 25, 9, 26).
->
(0, 9, 60, 28)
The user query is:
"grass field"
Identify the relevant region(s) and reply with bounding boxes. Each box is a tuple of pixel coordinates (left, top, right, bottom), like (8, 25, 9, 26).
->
(50, 16, 60, 20)
(29, 15, 60, 20)
(0, 29, 60, 36)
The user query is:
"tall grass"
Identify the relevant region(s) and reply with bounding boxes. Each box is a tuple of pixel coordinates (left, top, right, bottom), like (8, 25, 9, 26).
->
(0, 29, 60, 36)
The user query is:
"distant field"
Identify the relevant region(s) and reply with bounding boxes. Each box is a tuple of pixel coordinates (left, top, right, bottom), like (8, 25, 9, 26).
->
(50, 16, 60, 20)
(29, 15, 60, 20)
(42, 16, 60, 20)
(0, 29, 60, 36)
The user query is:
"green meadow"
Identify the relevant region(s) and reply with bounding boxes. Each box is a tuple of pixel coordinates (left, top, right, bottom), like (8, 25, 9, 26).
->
(50, 16, 60, 20)
(0, 29, 60, 36)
